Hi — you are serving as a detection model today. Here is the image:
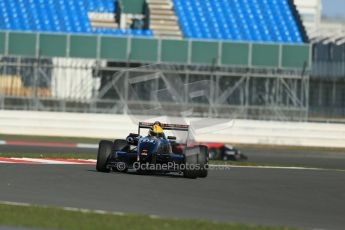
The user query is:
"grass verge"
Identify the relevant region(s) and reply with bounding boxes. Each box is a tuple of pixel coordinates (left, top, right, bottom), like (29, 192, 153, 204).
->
(0, 203, 296, 230)
(0, 152, 96, 159)
(0, 134, 99, 144)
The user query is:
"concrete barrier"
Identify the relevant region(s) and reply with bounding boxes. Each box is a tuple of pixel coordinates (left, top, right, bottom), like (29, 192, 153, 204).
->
(1, 110, 345, 148)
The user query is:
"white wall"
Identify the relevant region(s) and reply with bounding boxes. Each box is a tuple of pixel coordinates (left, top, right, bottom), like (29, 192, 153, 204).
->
(1, 110, 345, 148)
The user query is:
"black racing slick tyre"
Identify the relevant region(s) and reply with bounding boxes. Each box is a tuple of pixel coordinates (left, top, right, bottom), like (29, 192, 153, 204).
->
(183, 149, 199, 179)
(183, 146, 209, 179)
(96, 140, 113, 172)
(198, 145, 209, 178)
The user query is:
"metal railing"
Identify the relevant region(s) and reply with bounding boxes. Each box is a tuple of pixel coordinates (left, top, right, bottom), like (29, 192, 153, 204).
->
(0, 56, 310, 121)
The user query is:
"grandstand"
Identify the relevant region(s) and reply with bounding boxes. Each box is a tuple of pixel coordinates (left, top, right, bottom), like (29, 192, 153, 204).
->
(0, 0, 316, 121)
(174, 0, 305, 43)
(0, 0, 153, 36)
(0, 0, 307, 42)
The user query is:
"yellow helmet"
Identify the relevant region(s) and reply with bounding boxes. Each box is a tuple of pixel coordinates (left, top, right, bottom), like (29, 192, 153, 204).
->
(152, 124, 164, 134)
(149, 122, 164, 137)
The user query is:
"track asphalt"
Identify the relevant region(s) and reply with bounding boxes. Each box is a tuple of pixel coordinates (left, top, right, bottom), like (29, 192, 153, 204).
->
(0, 164, 344, 229)
(1, 144, 345, 229)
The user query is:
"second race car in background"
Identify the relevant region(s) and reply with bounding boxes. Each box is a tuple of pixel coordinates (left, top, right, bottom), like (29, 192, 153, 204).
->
(202, 143, 247, 161)
(172, 142, 247, 161)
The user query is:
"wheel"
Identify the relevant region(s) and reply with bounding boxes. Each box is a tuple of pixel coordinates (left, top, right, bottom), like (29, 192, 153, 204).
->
(197, 145, 209, 178)
(183, 150, 198, 179)
(96, 140, 113, 172)
(183, 146, 208, 179)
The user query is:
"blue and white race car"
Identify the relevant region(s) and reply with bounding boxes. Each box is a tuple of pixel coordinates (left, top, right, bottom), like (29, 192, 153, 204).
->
(96, 122, 208, 179)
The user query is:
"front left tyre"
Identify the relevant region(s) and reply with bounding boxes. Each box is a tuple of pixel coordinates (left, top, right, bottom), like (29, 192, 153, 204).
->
(96, 140, 113, 172)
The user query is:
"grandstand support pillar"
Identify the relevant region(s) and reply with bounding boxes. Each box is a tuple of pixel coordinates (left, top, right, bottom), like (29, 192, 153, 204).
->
(0, 76, 3, 109)
(0, 58, 5, 110)
(332, 79, 337, 106)
(303, 74, 310, 121)
(245, 75, 250, 119)
(265, 77, 269, 106)
(214, 74, 220, 117)
(124, 72, 129, 115)
(0, 59, 3, 109)
(184, 73, 189, 104)
(208, 76, 214, 118)
(187, 40, 192, 65)
(318, 79, 323, 106)
(32, 58, 39, 111)
(275, 76, 281, 106)
(0, 95, 3, 110)
(90, 61, 100, 113)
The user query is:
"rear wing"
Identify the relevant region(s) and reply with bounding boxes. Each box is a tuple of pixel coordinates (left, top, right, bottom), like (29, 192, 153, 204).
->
(138, 122, 189, 135)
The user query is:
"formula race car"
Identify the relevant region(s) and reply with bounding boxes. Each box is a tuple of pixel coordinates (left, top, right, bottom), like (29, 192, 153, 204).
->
(172, 142, 247, 161)
(203, 143, 247, 161)
(96, 122, 208, 179)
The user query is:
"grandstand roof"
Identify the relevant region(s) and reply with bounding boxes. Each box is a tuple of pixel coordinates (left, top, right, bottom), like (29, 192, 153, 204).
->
(309, 21, 345, 44)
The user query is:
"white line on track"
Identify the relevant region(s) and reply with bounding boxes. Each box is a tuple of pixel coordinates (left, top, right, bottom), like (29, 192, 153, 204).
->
(21, 158, 96, 165)
(210, 165, 345, 172)
(0, 200, 127, 217)
(210, 165, 321, 170)
(76, 143, 98, 149)
(18, 158, 74, 164)
(0, 158, 96, 164)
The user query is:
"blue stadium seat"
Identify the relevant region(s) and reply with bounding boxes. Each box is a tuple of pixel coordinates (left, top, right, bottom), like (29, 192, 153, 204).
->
(173, 0, 304, 43)
(0, 0, 153, 37)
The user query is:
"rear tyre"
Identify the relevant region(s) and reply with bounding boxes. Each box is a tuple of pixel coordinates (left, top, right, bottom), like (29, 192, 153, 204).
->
(96, 140, 113, 172)
(183, 146, 209, 179)
(183, 150, 198, 179)
(183, 146, 208, 179)
(197, 145, 209, 178)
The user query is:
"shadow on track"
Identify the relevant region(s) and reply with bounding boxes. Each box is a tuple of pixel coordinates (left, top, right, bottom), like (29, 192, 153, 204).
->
(86, 169, 191, 179)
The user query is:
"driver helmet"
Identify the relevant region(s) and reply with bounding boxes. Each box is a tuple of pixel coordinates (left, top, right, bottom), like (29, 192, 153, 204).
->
(149, 121, 164, 138)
